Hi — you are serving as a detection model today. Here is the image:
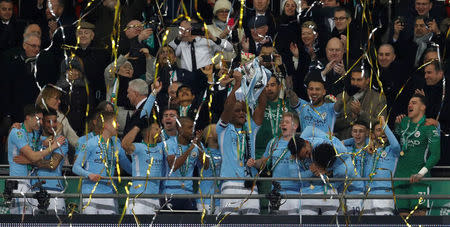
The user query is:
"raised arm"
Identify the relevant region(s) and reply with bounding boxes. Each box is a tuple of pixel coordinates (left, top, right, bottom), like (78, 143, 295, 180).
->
(253, 89, 268, 126)
(140, 79, 162, 118)
(220, 70, 243, 124)
(121, 126, 139, 155)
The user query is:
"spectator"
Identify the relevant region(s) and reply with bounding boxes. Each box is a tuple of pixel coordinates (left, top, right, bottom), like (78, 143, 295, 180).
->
(394, 94, 440, 216)
(375, 44, 410, 128)
(207, 0, 242, 62)
(75, 21, 110, 106)
(3, 33, 42, 122)
(72, 111, 132, 214)
(0, 0, 23, 55)
(169, 19, 233, 96)
(414, 61, 450, 165)
(275, 0, 301, 63)
(241, 15, 271, 56)
(13, 109, 68, 214)
(394, 15, 443, 67)
(334, 67, 387, 139)
(56, 55, 93, 136)
(122, 79, 150, 141)
(243, 0, 277, 43)
(311, 37, 346, 96)
(331, 7, 362, 63)
(83, 0, 146, 49)
(36, 84, 79, 148)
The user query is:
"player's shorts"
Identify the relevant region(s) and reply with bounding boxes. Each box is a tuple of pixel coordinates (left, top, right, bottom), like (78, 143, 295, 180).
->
(277, 197, 300, 215)
(219, 181, 259, 215)
(9, 180, 34, 215)
(394, 183, 430, 211)
(299, 190, 339, 215)
(46, 190, 65, 214)
(126, 198, 159, 215)
(82, 198, 117, 214)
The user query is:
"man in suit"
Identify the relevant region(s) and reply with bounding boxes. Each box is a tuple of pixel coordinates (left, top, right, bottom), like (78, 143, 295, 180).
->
(123, 79, 149, 142)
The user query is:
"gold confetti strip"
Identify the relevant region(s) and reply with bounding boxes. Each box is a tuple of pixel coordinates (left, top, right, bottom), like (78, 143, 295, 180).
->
(118, 181, 133, 225)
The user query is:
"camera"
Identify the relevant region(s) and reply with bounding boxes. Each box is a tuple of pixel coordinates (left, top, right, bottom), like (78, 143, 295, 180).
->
(144, 17, 160, 31)
(191, 23, 204, 36)
(261, 55, 273, 63)
(396, 16, 405, 26)
(3, 180, 18, 205)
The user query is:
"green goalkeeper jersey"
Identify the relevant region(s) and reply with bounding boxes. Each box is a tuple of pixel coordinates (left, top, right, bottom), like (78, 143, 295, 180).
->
(394, 116, 441, 178)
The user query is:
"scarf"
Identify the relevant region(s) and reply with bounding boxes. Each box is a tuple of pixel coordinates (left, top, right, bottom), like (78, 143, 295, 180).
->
(214, 19, 227, 31)
(413, 32, 433, 66)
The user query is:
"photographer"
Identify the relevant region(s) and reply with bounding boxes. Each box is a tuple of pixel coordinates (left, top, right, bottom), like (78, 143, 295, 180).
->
(169, 19, 233, 96)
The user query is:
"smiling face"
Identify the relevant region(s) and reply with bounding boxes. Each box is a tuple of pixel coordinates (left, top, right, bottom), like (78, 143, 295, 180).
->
(307, 81, 326, 105)
(43, 114, 58, 136)
(424, 64, 443, 86)
(23, 35, 41, 58)
(76, 28, 95, 48)
(284, 0, 297, 16)
(326, 38, 344, 62)
(334, 10, 350, 32)
(351, 124, 367, 146)
(377, 45, 396, 68)
(158, 46, 176, 65)
(415, 0, 432, 16)
(45, 94, 61, 111)
(301, 26, 317, 46)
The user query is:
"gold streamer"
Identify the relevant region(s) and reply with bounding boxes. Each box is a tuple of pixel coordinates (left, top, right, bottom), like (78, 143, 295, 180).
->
(118, 181, 133, 225)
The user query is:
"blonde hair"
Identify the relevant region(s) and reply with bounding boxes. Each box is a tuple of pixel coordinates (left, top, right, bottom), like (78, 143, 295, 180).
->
(301, 21, 317, 31)
(36, 85, 62, 110)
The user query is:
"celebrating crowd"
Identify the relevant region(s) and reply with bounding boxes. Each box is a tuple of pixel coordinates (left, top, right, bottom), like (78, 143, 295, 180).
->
(1, 0, 450, 217)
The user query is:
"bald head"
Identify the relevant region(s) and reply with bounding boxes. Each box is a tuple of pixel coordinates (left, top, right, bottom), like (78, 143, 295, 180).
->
(378, 44, 396, 68)
(24, 24, 42, 38)
(326, 37, 344, 62)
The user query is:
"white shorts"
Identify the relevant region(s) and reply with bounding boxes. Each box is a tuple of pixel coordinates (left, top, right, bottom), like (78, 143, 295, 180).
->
(300, 191, 339, 215)
(277, 199, 300, 215)
(346, 198, 363, 215)
(9, 180, 34, 215)
(82, 198, 117, 214)
(219, 181, 259, 215)
(126, 198, 159, 215)
(197, 203, 213, 214)
(46, 190, 66, 214)
(371, 199, 394, 215)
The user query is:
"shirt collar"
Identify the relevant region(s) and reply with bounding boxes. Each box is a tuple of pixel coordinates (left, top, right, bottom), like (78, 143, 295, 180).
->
(136, 97, 147, 110)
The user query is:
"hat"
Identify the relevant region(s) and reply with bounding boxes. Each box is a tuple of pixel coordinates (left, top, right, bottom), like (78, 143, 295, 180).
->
(247, 15, 268, 29)
(281, 0, 298, 11)
(213, 0, 232, 15)
(115, 55, 133, 72)
(79, 21, 95, 30)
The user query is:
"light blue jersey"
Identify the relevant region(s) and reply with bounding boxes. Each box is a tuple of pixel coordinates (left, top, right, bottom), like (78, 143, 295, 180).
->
(72, 135, 132, 194)
(130, 142, 165, 194)
(263, 138, 298, 193)
(32, 135, 68, 191)
(366, 125, 400, 194)
(140, 94, 156, 118)
(294, 99, 336, 133)
(342, 138, 370, 193)
(165, 143, 199, 194)
(8, 126, 40, 177)
(300, 126, 362, 194)
(75, 132, 95, 157)
(197, 148, 221, 205)
(217, 118, 260, 180)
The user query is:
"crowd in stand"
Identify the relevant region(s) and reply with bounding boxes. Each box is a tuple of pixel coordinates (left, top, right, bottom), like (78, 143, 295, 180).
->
(1, 0, 450, 217)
